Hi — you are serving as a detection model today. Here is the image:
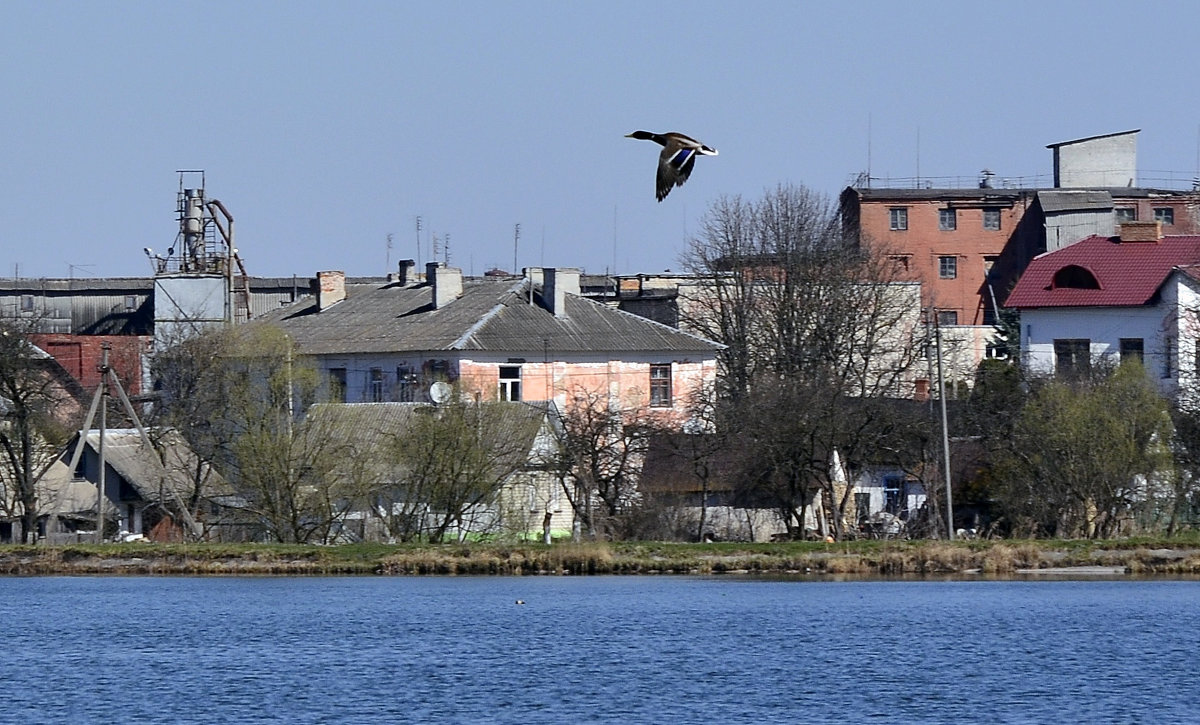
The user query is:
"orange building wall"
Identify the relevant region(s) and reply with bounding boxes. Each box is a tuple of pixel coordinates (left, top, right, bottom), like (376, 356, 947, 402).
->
(858, 199, 1028, 325)
(457, 358, 716, 424)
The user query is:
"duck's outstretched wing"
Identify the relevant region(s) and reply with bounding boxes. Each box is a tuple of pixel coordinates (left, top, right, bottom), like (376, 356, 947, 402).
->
(656, 146, 697, 201)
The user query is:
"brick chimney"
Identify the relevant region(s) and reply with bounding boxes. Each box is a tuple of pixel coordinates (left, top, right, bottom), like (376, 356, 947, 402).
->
(543, 267, 580, 318)
(427, 261, 463, 309)
(313, 270, 346, 311)
(1117, 220, 1161, 243)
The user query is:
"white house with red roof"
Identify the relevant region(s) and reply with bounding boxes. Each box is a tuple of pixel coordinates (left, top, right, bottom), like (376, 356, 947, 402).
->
(1005, 221, 1200, 396)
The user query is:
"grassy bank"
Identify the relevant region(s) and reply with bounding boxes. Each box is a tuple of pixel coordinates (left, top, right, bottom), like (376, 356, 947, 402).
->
(4, 536, 1200, 576)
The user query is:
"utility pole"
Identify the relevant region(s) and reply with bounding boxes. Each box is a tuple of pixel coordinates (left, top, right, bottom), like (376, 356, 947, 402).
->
(95, 344, 109, 544)
(934, 311, 954, 540)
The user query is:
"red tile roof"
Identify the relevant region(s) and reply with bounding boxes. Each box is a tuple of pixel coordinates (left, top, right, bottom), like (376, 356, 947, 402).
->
(1005, 234, 1200, 309)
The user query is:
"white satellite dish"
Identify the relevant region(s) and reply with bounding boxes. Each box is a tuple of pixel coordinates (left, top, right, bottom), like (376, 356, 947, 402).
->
(429, 381, 452, 404)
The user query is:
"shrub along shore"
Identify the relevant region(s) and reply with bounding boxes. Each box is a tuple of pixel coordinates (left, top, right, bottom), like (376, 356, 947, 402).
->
(3, 538, 1200, 577)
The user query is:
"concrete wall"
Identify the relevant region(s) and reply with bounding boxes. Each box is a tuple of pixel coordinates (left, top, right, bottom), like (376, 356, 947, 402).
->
(1045, 210, 1116, 252)
(1054, 132, 1137, 188)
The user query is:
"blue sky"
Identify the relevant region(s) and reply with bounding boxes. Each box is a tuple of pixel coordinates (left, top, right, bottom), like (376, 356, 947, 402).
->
(2, 1, 1197, 280)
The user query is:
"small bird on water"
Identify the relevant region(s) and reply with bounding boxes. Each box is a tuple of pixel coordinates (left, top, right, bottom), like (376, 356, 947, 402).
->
(625, 130, 718, 201)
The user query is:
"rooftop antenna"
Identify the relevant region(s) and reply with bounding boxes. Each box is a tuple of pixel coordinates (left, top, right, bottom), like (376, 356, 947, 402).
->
(68, 263, 94, 279)
(443, 233, 451, 265)
(386, 233, 393, 272)
(513, 223, 521, 274)
(612, 205, 618, 276)
(916, 126, 921, 188)
(867, 112, 872, 187)
(415, 216, 423, 268)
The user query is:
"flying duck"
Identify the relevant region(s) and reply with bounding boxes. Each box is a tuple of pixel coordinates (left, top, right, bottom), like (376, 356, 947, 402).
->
(625, 130, 718, 201)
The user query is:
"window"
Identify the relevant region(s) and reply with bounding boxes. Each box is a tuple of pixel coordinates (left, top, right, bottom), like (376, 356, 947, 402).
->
(1154, 207, 1175, 225)
(20, 295, 34, 312)
(1115, 207, 1137, 223)
(1163, 337, 1175, 379)
(983, 208, 1001, 231)
(396, 366, 417, 402)
(649, 363, 672, 407)
(854, 492, 871, 526)
(369, 368, 385, 402)
(884, 477, 906, 515)
(938, 256, 957, 279)
(1119, 338, 1144, 365)
(1051, 265, 1100, 290)
(888, 255, 911, 273)
(124, 295, 138, 312)
(328, 368, 347, 403)
(937, 310, 958, 326)
(499, 365, 521, 401)
(1054, 339, 1091, 376)
(889, 207, 908, 231)
(939, 209, 957, 231)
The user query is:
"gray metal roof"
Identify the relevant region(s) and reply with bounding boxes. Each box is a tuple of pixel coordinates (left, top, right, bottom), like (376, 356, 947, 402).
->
(254, 278, 722, 356)
(1037, 190, 1113, 213)
(79, 429, 230, 500)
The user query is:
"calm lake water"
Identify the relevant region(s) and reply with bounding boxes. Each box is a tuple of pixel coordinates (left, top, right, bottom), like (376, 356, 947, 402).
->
(2, 576, 1197, 723)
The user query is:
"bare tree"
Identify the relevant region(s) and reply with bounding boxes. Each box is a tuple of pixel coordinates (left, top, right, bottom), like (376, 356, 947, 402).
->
(0, 318, 76, 542)
(550, 387, 657, 540)
(680, 184, 930, 539)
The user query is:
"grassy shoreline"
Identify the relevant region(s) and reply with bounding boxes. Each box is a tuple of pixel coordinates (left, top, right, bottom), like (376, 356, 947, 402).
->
(3, 538, 1200, 577)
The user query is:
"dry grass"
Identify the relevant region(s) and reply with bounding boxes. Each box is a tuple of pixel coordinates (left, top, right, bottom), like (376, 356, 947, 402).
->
(2, 539, 1200, 577)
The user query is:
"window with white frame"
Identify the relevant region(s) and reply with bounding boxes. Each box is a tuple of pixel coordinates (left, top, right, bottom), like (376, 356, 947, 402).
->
(983, 208, 1001, 231)
(939, 209, 957, 231)
(1054, 339, 1091, 377)
(328, 367, 347, 403)
(396, 365, 417, 402)
(369, 368, 385, 402)
(499, 366, 521, 401)
(938, 256, 957, 279)
(1119, 338, 1144, 365)
(1154, 207, 1174, 225)
(1115, 207, 1137, 223)
(889, 207, 908, 231)
(649, 363, 672, 407)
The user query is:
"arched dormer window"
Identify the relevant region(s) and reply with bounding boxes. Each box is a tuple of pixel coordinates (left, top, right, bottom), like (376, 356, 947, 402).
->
(1051, 264, 1101, 290)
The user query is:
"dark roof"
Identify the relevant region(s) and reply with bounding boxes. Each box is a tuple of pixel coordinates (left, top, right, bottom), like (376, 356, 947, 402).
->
(76, 429, 230, 501)
(254, 277, 722, 356)
(1005, 234, 1200, 309)
(1036, 190, 1113, 213)
(843, 187, 1033, 203)
(1046, 129, 1139, 148)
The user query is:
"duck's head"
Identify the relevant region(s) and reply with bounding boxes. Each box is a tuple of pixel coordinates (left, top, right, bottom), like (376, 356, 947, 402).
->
(625, 131, 655, 141)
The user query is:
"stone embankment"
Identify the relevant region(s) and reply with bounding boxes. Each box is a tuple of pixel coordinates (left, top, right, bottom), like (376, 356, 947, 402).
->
(2, 541, 1200, 577)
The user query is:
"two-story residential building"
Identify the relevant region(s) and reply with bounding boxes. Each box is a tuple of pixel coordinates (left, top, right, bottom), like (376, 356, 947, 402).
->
(1005, 222, 1200, 398)
(253, 262, 722, 419)
(840, 129, 1200, 384)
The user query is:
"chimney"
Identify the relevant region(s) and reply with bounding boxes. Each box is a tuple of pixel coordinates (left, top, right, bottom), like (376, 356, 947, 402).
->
(1117, 220, 1161, 243)
(312, 270, 346, 311)
(543, 267, 580, 318)
(523, 266, 544, 290)
(393, 259, 417, 286)
(427, 261, 463, 309)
